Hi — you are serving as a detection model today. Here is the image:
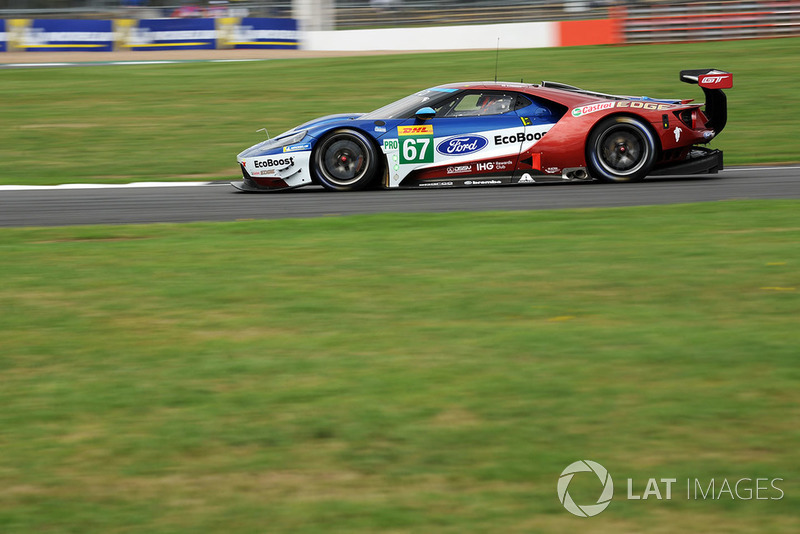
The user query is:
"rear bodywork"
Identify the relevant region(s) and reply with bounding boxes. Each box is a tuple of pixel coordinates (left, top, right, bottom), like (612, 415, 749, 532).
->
(233, 69, 732, 191)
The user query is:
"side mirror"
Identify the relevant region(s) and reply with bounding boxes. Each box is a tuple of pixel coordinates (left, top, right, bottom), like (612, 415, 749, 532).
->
(415, 107, 436, 121)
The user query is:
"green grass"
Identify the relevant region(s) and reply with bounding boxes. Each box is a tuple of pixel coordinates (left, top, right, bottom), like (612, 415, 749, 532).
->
(1, 37, 799, 185)
(1, 201, 798, 532)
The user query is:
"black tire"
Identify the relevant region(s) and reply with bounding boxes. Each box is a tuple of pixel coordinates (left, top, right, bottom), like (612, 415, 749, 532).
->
(587, 116, 658, 183)
(312, 129, 380, 191)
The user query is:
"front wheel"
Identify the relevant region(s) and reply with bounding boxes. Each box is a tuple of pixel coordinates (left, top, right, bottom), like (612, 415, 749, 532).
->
(587, 116, 658, 183)
(313, 129, 380, 191)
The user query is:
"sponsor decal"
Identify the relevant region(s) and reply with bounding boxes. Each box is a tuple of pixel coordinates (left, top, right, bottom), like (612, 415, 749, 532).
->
(282, 143, 311, 153)
(699, 73, 733, 89)
(398, 125, 434, 164)
(520, 116, 533, 126)
(436, 135, 488, 156)
(374, 126, 387, 133)
(518, 174, 535, 183)
(673, 127, 683, 142)
(572, 102, 616, 117)
(253, 156, 294, 169)
(398, 125, 433, 136)
(545, 167, 560, 174)
(495, 160, 515, 171)
(476, 162, 494, 172)
(446, 165, 472, 174)
(494, 131, 547, 145)
(420, 181, 454, 187)
(616, 101, 674, 111)
(465, 179, 502, 186)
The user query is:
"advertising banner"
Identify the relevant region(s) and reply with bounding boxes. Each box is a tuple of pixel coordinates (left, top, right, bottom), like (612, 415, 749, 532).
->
(0, 20, 6, 52)
(220, 17, 299, 49)
(14, 19, 114, 52)
(124, 18, 217, 51)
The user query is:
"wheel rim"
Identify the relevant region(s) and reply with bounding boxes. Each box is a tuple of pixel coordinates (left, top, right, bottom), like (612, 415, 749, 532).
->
(595, 125, 650, 177)
(318, 136, 368, 187)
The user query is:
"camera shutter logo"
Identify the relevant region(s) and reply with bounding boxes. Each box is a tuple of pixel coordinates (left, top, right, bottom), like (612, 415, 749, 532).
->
(557, 460, 614, 517)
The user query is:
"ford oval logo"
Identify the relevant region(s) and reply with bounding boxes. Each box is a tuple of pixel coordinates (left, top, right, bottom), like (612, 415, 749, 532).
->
(436, 135, 488, 156)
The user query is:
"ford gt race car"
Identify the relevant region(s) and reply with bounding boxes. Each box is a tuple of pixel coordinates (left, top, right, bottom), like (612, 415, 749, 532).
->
(232, 69, 732, 192)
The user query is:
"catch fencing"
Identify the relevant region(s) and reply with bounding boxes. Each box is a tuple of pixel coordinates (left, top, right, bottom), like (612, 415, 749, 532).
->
(620, 1, 800, 44)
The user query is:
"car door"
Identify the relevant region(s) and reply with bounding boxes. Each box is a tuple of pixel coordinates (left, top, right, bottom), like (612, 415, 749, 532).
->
(389, 90, 531, 187)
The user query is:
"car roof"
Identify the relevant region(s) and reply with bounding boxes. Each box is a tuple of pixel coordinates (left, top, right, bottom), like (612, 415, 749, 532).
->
(434, 81, 615, 108)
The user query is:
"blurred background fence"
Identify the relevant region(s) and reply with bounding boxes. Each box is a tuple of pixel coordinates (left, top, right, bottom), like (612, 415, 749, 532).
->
(622, 1, 800, 42)
(0, 1, 798, 43)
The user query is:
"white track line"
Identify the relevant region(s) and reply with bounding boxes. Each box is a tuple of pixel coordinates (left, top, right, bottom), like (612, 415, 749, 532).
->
(0, 181, 221, 191)
(0, 167, 794, 192)
(1, 59, 270, 69)
(4, 62, 72, 67)
(722, 166, 800, 171)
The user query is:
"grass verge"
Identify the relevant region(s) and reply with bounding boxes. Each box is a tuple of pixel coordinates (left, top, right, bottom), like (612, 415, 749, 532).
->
(0, 200, 798, 532)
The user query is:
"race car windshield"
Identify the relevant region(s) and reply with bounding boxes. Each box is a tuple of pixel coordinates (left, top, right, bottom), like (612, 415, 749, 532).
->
(360, 89, 454, 120)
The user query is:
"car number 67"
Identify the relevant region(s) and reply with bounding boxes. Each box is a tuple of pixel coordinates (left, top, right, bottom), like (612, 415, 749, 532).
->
(401, 137, 433, 164)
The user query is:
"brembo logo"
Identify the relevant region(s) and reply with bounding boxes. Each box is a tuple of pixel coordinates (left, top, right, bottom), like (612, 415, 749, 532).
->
(253, 157, 294, 168)
(436, 135, 488, 156)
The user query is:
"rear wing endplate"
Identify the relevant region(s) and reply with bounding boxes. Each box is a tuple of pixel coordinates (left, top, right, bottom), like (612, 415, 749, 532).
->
(680, 69, 733, 134)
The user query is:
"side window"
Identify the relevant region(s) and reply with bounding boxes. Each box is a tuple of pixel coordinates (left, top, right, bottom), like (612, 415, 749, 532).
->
(514, 95, 568, 121)
(452, 93, 482, 115)
(514, 95, 533, 111)
(437, 91, 516, 118)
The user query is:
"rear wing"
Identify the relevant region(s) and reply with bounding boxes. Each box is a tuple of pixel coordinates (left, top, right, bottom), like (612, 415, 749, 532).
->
(680, 69, 733, 89)
(680, 69, 733, 134)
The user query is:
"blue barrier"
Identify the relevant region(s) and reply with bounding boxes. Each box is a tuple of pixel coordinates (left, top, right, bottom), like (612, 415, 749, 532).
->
(0, 18, 300, 53)
(230, 18, 298, 49)
(22, 19, 114, 52)
(127, 18, 217, 51)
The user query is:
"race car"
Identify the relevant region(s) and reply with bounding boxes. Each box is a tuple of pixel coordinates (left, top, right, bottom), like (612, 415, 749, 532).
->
(232, 69, 732, 192)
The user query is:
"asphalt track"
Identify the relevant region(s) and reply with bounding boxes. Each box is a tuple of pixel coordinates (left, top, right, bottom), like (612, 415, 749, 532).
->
(0, 166, 798, 227)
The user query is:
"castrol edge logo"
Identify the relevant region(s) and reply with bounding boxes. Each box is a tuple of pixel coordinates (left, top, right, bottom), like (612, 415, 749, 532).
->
(571, 102, 615, 117)
(574, 101, 677, 117)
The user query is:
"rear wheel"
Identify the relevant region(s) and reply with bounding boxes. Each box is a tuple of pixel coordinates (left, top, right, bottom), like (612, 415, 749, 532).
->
(587, 116, 658, 183)
(313, 129, 379, 191)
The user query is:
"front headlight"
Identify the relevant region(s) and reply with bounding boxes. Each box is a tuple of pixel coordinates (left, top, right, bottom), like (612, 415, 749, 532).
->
(238, 130, 309, 159)
(274, 130, 308, 147)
